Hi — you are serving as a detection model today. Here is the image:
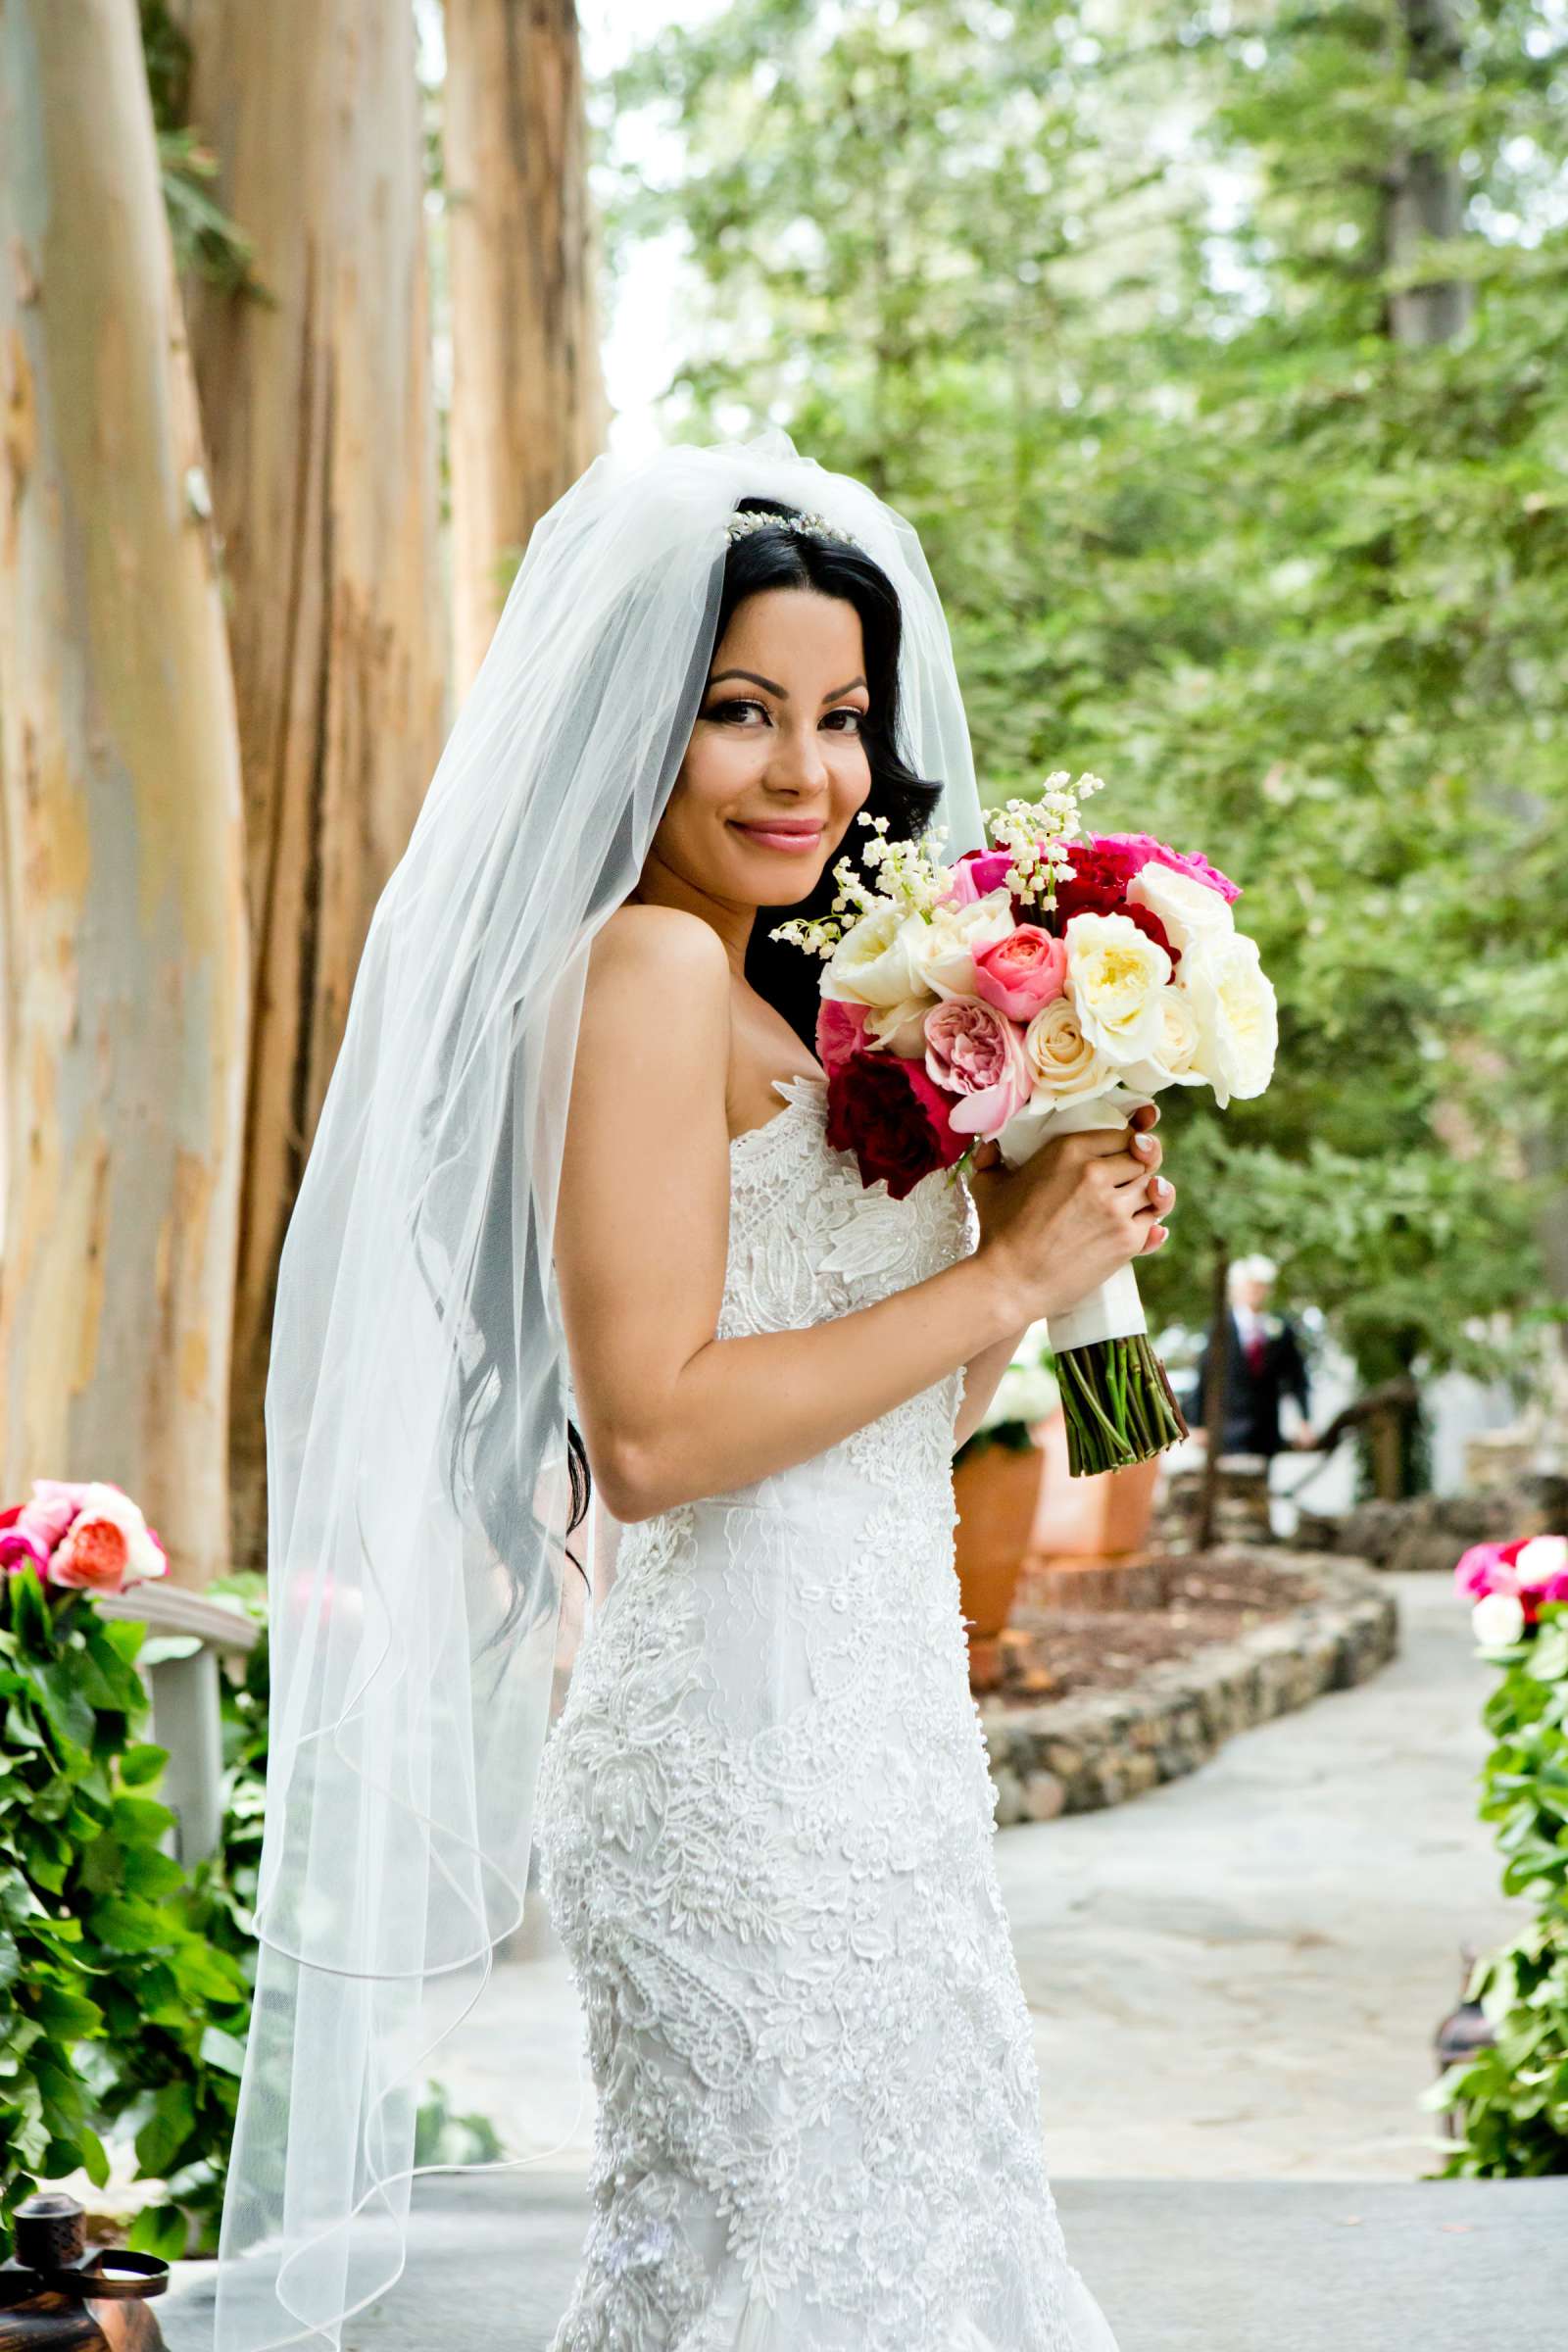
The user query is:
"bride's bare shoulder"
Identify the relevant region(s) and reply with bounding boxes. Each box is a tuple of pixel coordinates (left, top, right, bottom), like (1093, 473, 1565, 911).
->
(586, 903, 730, 999)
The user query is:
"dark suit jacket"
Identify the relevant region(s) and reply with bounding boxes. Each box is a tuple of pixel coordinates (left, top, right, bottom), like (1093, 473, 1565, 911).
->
(1190, 1310, 1309, 1459)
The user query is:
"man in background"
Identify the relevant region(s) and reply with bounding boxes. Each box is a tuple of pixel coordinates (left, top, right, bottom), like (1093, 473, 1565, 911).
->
(1191, 1254, 1314, 1460)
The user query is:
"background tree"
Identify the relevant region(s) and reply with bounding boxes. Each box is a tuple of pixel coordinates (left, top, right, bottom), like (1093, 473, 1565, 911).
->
(0, 0, 249, 1587)
(607, 0, 1568, 1483)
(168, 0, 450, 1566)
(443, 0, 609, 689)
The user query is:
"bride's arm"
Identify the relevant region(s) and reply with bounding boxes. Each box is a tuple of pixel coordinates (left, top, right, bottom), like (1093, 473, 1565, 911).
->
(555, 906, 1169, 1524)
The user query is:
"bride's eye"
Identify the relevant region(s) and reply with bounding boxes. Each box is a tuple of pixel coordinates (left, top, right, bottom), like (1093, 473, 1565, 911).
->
(705, 697, 767, 724)
(824, 707, 867, 734)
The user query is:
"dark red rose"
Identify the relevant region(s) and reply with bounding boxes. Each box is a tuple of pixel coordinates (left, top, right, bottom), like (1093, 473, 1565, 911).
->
(1054, 846, 1179, 964)
(825, 1049, 966, 1200)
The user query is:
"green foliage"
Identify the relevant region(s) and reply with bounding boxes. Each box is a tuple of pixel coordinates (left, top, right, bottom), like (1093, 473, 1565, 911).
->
(603, 0, 1568, 1419)
(1428, 1601, 1568, 2174)
(139, 2, 262, 295)
(0, 1568, 249, 2259)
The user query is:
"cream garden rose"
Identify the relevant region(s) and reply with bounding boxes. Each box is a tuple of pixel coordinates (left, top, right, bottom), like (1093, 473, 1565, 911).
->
(1182, 933, 1278, 1106)
(822, 902, 928, 1008)
(1062, 910, 1172, 1067)
(906, 888, 1015, 999)
(1118, 984, 1204, 1094)
(1021, 995, 1115, 1101)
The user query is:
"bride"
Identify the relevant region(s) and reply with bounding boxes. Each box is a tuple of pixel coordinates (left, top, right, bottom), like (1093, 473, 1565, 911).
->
(212, 433, 1171, 2352)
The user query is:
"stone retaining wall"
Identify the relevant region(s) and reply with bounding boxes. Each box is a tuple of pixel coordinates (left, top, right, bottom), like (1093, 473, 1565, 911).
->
(979, 1550, 1396, 1827)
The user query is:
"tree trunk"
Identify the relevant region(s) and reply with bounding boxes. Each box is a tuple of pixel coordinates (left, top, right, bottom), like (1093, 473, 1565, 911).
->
(443, 0, 608, 691)
(0, 0, 249, 1588)
(1386, 0, 1473, 347)
(174, 0, 449, 1569)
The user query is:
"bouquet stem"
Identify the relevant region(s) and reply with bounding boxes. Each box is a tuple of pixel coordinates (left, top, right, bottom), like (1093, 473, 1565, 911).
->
(1055, 1335, 1189, 1478)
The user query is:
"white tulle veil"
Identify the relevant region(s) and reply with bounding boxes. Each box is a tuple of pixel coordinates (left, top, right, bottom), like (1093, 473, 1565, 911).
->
(211, 427, 985, 2349)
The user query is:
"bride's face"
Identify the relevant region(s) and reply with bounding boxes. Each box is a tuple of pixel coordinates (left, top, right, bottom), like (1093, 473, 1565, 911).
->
(656, 587, 873, 906)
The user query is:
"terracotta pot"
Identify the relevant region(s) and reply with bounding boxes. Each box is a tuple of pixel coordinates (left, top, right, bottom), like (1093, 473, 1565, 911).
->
(1024, 1406, 1161, 1564)
(953, 1440, 1042, 1639)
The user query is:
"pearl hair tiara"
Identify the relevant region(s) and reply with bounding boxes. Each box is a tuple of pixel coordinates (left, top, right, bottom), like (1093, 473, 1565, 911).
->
(724, 506, 862, 549)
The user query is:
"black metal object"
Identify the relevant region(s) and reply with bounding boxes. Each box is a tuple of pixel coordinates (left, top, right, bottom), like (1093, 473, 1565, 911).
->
(1434, 1946, 1498, 2140)
(0, 2192, 169, 2348)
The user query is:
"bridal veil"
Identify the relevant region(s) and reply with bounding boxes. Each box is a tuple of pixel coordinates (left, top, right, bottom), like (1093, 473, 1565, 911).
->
(212, 428, 985, 2348)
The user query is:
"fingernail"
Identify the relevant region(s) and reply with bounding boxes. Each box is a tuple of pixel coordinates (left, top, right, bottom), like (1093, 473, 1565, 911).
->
(1154, 1176, 1173, 1201)
(1134, 1135, 1154, 1154)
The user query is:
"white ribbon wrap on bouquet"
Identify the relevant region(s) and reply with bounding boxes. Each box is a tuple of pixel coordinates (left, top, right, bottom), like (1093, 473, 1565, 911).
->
(994, 1086, 1155, 1354)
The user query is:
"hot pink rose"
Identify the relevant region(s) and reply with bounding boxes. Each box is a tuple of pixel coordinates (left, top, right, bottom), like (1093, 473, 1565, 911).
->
(1096, 832, 1240, 904)
(815, 995, 871, 1079)
(941, 848, 1016, 908)
(972, 925, 1068, 1021)
(1454, 1533, 1568, 1622)
(1453, 1542, 1516, 1602)
(0, 1507, 51, 1578)
(923, 998, 1032, 1137)
(0, 1479, 91, 1576)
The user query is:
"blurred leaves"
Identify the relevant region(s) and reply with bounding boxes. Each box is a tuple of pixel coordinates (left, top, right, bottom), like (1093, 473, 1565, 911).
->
(604, 0, 1568, 1399)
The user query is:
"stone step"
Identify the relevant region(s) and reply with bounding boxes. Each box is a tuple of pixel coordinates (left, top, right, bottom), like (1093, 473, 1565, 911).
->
(160, 2173, 1566, 2350)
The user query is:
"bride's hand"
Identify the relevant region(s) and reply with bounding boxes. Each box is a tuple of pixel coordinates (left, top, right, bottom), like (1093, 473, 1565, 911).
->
(967, 1102, 1173, 1324)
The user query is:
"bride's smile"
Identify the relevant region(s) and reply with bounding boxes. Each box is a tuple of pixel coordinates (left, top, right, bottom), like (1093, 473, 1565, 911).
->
(641, 581, 872, 911)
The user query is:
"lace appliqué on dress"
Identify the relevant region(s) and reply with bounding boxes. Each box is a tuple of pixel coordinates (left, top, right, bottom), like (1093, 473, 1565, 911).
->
(534, 1072, 1117, 2352)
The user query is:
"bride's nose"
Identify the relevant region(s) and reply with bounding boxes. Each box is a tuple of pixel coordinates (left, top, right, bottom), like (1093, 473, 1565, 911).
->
(763, 718, 831, 797)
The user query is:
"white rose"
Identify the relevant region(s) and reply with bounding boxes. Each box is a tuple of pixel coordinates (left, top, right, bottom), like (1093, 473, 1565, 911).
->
(1063, 910, 1172, 1066)
(1472, 1592, 1526, 1648)
(1182, 934, 1278, 1107)
(864, 995, 934, 1058)
(907, 888, 1015, 999)
(1117, 984, 1204, 1095)
(1515, 1535, 1568, 1590)
(823, 903, 928, 1008)
(1127, 862, 1236, 956)
(1021, 995, 1116, 1102)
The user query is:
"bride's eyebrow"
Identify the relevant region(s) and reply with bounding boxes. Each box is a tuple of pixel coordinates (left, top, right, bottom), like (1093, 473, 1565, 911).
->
(707, 667, 868, 702)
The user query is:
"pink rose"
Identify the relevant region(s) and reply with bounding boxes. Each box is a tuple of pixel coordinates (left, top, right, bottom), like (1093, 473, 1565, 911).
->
(941, 848, 1015, 908)
(923, 998, 1032, 1137)
(815, 995, 871, 1079)
(47, 1482, 168, 1595)
(972, 925, 1067, 1021)
(24, 1479, 90, 1549)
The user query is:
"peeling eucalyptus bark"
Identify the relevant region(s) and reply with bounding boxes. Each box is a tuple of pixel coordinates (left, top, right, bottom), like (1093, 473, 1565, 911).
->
(0, 0, 249, 1587)
(444, 0, 608, 690)
(175, 0, 449, 1569)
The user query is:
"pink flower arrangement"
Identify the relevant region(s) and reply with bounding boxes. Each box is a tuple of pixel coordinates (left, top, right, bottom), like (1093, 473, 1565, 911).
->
(1455, 1532, 1568, 1648)
(771, 769, 1274, 1479)
(0, 1478, 168, 1596)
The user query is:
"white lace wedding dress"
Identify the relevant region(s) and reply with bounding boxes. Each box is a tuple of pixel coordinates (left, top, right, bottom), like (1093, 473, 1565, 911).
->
(534, 1072, 1119, 2352)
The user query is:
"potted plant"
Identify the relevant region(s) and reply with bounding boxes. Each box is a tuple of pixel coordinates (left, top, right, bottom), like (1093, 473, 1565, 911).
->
(953, 1325, 1057, 1644)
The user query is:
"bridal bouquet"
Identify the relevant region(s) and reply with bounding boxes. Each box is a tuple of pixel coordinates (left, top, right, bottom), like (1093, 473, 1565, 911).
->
(773, 772, 1277, 1476)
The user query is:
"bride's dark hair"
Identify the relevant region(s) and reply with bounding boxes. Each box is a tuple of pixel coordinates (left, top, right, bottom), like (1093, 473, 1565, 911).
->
(447, 498, 942, 1626)
(726, 497, 943, 1048)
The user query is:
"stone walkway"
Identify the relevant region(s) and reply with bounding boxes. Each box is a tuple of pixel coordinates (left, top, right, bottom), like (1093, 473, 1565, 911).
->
(164, 1572, 1568, 2345)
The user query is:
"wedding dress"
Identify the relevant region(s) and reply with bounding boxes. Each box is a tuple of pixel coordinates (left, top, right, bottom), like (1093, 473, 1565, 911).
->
(534, 1072, 1120, 2352)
